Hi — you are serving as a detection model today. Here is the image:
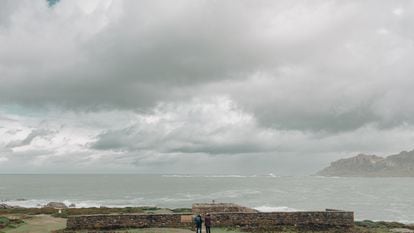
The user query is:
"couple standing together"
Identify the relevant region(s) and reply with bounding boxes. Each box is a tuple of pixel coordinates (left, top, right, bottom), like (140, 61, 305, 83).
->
(194, 213, 211, 233)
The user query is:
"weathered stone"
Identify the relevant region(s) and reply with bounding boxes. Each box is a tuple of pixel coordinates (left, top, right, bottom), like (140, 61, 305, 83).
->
(66, 203, 354, 231)
(67, 213, 194, 230)
(0, 203, 19, 209)
(66, 211, 354, 230)
(0, 203, 11, 209)
(45, 202, 68, 209)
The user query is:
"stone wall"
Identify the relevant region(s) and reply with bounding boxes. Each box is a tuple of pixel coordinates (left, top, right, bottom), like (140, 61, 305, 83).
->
(210, 211, 354, 229)
(66, 211, 354, 230)
(67, 213, 193, 230)
(192, 203, 258, 214)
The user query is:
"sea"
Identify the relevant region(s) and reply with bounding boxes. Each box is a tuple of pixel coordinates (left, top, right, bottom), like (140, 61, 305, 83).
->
(0, 174, 413, 223)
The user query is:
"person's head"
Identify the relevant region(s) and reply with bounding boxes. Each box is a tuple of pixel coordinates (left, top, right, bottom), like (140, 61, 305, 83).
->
(207, 213, 210, 216)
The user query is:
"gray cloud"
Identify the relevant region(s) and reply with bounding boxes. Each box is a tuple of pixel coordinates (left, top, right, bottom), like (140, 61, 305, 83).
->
(6, 129, 55, 148)
(1, 0, 414, 133)
(1, 0, 414, 174)
(91, 97, 277, 155)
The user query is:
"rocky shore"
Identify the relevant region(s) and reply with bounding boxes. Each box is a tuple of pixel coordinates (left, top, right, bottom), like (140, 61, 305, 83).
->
(1, 204, 413, 233)
(317, 149, 414, 177)
(0, 206, 414, 233)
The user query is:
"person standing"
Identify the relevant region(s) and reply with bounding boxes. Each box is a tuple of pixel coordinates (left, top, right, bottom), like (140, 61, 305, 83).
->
(205, 213, 212, 233)
(194, 214, 203, 233)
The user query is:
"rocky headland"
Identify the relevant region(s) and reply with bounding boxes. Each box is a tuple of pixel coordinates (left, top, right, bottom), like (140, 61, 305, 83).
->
(317, 149, 414, 177)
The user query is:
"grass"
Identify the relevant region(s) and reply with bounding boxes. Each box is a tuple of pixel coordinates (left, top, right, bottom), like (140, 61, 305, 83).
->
(0, 216, 25, 233)
(2, 213, 414, 233)
(0, 206, 196, 219)
(352, 220, 414, 233)
(58, 224, 414, 233)
(58, 226, 411, 233)
(0, 216, 10, 227)
(0, 207, 162, 217)
(0, 215, 65, 233)
(0, 215, 243, 233)
(62, 227, 244, 233)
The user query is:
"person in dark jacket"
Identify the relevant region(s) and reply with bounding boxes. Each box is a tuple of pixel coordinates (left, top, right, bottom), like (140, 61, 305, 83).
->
(194, 214, 203, 233)
(204, 213, 212, 233)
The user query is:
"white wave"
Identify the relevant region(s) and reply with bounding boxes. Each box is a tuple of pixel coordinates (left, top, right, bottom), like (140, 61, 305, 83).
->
(316, 176, 345, 179)
(170, 189, 262, 201)
(204, 175, 247, 178)
(163, 174, 250, 178)
(205, 189, 261, 199)
(162, 174, 194, 178)
(3, 199, 47, 208)
(254, 206, 300, 212)
(162, 174, 280, 178)
(2, 197, 149, 208)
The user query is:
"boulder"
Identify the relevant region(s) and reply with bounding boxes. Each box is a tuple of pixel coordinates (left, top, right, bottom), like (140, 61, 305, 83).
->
(0, 203, 19, 209)
(45, 202, 68, 209)
(0, 203, 11, 209)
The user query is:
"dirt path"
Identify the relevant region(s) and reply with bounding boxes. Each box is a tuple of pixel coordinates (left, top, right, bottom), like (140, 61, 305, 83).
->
(1, 215, 240, 233)
(92, 228, 240, 233)
(3, 215, 66, 233)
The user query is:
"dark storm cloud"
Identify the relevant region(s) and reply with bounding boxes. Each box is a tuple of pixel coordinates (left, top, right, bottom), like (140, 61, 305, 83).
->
(1, 0, 414, 133)
(1, 0, 414, 174)
(92, 127, 275, 155)
(0, 0, 280, 107)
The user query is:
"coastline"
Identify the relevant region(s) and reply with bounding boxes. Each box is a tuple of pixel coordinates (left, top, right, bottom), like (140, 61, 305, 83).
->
(1, 175, 414, 224)
(1, 206, 414, 233)
(1, 213, 414, 233)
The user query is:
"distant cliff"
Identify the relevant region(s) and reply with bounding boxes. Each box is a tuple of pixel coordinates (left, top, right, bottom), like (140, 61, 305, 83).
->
(316, 150, 414, 177)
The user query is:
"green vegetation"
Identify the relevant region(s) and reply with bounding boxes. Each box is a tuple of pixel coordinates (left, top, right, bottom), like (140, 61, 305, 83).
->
(55, 224, 414, 233)
(51, 207, 145, 218)
(0, 207, 168, 218)
(0, 216, 25, 233)
(355, 220, 413, 229)
(0, 215, 65, 233)
(0, 216, 10, 227)
(57, 227, 244, 233)
(0, 208, 57, 216)
(353, 220, 414, 233)
(2, 211, 414, 233)
(171, 208, 192, 213)
(55, 225, 414, 233)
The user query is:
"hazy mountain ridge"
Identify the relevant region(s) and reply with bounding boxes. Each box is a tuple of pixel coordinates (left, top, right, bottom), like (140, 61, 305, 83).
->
(317, 150, 414, 177)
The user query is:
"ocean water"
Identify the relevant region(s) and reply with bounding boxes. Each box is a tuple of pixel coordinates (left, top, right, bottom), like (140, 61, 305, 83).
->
(0, 174, 413, 223)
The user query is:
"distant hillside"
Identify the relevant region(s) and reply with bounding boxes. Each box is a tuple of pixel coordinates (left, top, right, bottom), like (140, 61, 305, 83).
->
(316, 150, 414, 177)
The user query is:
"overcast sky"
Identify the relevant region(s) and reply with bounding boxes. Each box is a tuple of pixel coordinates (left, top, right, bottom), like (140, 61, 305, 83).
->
(1, 0, 414, 175)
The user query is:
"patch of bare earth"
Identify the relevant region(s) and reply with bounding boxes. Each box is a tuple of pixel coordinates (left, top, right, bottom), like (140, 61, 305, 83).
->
(3, 214, 66, 233)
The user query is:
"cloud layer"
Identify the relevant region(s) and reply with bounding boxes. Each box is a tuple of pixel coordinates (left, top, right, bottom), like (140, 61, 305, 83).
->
(1, 0, 414, 174)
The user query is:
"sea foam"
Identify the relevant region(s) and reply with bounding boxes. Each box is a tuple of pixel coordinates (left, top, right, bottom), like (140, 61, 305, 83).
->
(254, 206, 299, 212)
